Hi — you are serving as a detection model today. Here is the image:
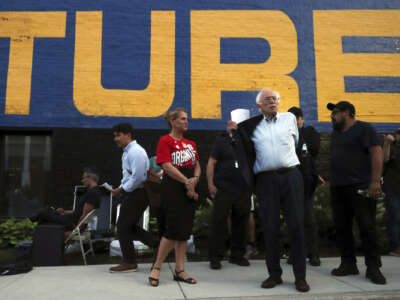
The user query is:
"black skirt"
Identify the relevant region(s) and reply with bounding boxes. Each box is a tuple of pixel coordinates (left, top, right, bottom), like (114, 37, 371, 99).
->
(161, 168, 196, 241)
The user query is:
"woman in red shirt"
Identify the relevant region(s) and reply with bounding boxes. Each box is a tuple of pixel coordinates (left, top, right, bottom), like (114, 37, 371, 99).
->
(149, 108, 201, 287)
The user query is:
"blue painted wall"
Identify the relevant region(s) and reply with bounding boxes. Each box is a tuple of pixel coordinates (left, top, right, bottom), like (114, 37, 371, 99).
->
(0, 1, 399, 132)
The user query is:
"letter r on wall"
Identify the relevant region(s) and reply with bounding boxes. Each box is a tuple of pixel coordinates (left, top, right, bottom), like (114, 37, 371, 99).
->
(191, 10, 299, 119)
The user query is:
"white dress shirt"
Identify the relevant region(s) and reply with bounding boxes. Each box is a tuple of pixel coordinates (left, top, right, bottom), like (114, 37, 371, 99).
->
(120, 140, 149, 192)
(252, 112, 299, 174)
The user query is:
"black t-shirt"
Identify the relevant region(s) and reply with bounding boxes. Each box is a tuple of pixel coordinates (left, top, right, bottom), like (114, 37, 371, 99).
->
(211, 134, 247, 193)
(330, 121, 380, 187)
(384, 142, 400, 194)
(71, 186, 102, 223)
(297, 126, 320, 178)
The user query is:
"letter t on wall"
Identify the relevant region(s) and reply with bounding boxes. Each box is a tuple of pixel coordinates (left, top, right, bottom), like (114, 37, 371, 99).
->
(0, 12, 66, 115)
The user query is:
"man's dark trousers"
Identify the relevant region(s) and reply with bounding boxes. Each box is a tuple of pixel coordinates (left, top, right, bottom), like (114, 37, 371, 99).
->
(303, 174, 319, 258)
(330, 184, 381, 267)
(34, 208, 75, 230)
(117, 188, 156, 264)
(256, 168, 306, 280)
(209, 190, 251, 260)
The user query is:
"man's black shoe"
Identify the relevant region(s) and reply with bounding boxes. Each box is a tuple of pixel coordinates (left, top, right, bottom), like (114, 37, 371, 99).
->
(209, 260, 221, 270)
(309, 256, 321, 266)
(295, 278, 310, 292)
(331, 263, 359, 276)
(229, 257, 250, 266)
(261, 277, 283, 289)
(366, 267, 386, 285)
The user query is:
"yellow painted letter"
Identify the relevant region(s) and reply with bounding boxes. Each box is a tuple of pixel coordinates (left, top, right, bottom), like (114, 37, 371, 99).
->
(314, 10, 400, 122)
(74, 11, 175, 117)
(0, 12, 66, 114)
(191, 10, 299, 119)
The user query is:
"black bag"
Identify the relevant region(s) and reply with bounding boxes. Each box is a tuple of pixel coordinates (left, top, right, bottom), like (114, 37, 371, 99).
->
(0, 261, 32, 276)
(32, 224, 65, 266)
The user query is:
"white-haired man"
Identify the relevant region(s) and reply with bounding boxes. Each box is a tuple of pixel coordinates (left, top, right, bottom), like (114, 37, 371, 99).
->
(227, 88, 309, 292)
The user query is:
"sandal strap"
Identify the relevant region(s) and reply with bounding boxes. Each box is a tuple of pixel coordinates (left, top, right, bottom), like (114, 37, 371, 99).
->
(149, 276, 159, 282)
(151, 266, 161, 271)
(175, 269, 184, 275)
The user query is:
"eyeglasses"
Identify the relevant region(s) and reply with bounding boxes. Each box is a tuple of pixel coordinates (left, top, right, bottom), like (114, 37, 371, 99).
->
(261, 96, 279, 103)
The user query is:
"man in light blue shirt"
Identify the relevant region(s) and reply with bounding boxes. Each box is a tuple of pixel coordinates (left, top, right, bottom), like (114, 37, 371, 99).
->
(228, 88, 308, 292)
(118, 140, 149, 193)
(109, 123, 157, 273)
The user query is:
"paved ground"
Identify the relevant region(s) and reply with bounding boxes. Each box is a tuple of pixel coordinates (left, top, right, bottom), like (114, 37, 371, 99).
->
(1, 257, 399, 300)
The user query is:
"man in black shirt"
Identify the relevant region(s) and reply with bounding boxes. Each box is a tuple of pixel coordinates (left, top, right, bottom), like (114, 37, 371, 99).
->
(327, 101, 386, 285)
(288, 107, 321, 266)
(383, 129, 400, 256)
(31, 168, 101, 230)
(207, 133, 251, 270)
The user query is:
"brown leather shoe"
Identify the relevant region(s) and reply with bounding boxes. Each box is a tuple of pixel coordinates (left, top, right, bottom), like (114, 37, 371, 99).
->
(389, 248, 400, 257)
(261, 277, 283, 289)
(109, 263, 137, 273)
(295, 278, 310, 292)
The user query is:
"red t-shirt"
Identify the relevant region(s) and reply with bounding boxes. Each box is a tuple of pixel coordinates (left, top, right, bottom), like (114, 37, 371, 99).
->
(156, 135, 199, 169)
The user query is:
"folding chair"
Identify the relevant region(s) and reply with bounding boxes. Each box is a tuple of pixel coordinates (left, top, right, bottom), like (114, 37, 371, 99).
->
(73, 185, 113, 239)
(94, 187, 113, 239)
(65, 209, 97, 265)
(73, 185, 87, 211)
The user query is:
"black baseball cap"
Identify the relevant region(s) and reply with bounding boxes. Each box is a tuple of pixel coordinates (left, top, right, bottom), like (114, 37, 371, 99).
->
(327, 101, 355, 117)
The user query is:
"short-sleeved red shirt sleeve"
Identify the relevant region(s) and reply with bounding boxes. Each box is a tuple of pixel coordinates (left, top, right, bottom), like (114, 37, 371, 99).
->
(156, 135, 199, 169)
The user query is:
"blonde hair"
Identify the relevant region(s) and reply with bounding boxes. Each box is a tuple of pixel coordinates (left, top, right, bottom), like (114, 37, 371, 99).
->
(163, 108, 187, 130)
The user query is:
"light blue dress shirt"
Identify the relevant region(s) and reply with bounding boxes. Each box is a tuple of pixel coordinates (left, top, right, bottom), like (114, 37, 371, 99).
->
(252, 112, 299, 174)
(120, 140, 149, 192)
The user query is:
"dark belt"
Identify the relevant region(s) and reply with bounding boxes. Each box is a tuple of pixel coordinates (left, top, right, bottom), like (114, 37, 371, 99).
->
(120, 187, 145, 196)
(259, 166, 297, 175)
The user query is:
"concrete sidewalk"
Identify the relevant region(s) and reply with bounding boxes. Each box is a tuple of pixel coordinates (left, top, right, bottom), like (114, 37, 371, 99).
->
(1, 257, 399, 300)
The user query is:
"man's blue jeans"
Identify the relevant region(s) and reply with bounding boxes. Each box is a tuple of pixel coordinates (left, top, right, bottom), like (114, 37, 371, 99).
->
(385, 190, 400, 250)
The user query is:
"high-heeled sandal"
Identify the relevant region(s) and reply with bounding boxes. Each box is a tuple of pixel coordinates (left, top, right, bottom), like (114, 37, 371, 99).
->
(173, 270, 197, 284)
(148, 266, 161, 287)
